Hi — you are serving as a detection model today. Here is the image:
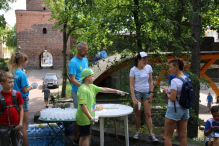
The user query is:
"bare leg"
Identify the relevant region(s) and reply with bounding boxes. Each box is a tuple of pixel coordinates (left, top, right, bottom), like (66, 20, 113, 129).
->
(21, 111, 29, 146)
(164, 117, 177, 146)
(177, 119, 188, 146)
(45, 101, 48, 106)
(142, 100, 153, 134)
(134, 99, 142, 132)
(212, 137, 219, 146)
(79, 135, 90, 146)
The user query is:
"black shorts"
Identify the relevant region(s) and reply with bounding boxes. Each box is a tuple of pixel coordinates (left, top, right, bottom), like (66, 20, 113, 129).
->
(44, 98, 48, 102)
(78, 125, 91, 136)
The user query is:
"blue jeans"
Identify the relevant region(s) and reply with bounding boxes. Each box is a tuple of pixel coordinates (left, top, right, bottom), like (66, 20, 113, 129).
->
(22, 96, 29, 111)
(71, 91, 78, 108)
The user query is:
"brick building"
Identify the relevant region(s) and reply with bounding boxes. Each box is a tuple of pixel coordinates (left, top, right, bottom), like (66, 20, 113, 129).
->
(16, 0, 72, 69)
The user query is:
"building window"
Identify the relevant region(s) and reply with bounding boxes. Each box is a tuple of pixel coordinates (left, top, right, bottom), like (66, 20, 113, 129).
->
(43, 28, 47, 34)
(43, 7, 46, 10)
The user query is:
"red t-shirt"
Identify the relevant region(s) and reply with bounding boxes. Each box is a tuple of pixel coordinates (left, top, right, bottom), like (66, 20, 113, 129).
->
(0, 90, 24, 125)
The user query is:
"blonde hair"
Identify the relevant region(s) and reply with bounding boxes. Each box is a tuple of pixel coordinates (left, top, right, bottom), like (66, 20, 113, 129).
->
(7, 52, 28, 75)
(0, 71, 14, 82)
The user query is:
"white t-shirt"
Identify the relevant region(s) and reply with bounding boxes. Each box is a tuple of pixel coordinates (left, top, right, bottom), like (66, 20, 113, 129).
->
(167, 76, 188, 107)
(129, 65, 153, 92)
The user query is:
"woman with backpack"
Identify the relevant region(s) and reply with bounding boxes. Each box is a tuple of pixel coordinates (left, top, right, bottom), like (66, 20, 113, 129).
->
(7, 52, 38, 146)
(162, 57, 190, 146)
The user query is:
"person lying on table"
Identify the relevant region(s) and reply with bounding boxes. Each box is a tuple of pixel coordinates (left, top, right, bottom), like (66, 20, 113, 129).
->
(76, 68, 128, 146)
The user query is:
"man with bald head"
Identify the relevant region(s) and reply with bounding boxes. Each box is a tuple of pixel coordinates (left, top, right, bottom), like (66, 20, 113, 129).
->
(68, 41, 89, 145)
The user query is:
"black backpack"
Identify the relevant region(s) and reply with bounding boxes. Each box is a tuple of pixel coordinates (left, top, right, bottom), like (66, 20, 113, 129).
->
(174, 77, 194, 112)
(0, 90, 19, 125)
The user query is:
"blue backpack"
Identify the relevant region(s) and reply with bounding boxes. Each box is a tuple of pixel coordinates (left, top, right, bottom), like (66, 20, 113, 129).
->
(174, 77, 194, 112)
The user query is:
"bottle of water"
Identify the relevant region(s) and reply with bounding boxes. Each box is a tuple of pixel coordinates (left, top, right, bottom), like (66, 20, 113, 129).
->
(44, 126, 50, 146)
(32, 127, 37, 146)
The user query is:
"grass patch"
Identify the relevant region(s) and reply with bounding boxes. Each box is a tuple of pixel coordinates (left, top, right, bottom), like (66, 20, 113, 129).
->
(64, 82, 72, 98)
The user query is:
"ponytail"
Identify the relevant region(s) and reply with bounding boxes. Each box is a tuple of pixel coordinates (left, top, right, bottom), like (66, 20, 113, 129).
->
(134, 58, 138, 67)
(7, 52, 28, 75)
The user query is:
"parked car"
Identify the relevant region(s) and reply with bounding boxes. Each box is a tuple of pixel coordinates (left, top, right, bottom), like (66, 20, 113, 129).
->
(43, 73, 59, 88)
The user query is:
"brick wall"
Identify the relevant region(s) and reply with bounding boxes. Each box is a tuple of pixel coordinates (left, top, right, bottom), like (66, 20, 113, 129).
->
(26, 0, 48, 11)
(16, 10, 71, 69)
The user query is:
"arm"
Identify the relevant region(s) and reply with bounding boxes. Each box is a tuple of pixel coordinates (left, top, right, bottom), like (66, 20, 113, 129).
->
(130, 76, 138, 105)
(70, 75, 81, 87)
(81, 104, 92, 120)
(22, 86, 32, 93)
(166, 89, 177, 102)
(100, 88, 117, 93)
(204, 126, 219, 136)
(14, 104, 24, 135)
(148, 72, 154, 102)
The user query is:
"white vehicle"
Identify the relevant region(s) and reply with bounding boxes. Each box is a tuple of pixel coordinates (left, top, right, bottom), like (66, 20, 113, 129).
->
(43, 73, 59, 88)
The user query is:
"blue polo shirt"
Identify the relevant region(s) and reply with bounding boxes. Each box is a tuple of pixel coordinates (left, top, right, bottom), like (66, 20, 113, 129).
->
(168, 73, 190, 85)
(68, 56, 88, 91)
(13, 69, 29, 97)
(204, 118, 219, 141)
(207, 95, 213, 102)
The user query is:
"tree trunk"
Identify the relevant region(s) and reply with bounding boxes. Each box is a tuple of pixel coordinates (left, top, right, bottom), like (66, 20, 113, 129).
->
(187, 0, 201, 138)
(172, 0, 184, 57)
(132, 0, 142, 50)
(61, 23, 67, 98)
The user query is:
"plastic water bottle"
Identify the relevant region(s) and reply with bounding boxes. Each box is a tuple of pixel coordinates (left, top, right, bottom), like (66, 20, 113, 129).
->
(44, 126, 50, 146)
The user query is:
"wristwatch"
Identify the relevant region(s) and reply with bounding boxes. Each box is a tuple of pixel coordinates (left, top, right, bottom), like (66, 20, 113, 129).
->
(149, 91, 154, 94)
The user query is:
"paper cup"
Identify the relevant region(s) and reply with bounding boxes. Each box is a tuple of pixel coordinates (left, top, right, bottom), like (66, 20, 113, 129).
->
(138, 102, 141, 110)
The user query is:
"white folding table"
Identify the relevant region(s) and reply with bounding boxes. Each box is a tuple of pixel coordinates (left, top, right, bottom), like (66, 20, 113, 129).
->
(95, 104, 133, 146)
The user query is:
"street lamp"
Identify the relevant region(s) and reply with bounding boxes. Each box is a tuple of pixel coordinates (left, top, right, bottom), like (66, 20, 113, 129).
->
(17, 46, 21, 53)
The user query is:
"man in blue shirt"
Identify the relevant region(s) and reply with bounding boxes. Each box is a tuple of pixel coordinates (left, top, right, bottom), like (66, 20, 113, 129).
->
(68, 41, 89, 145)
(204, 106, 219, 146)
(207, 93, 213, 112)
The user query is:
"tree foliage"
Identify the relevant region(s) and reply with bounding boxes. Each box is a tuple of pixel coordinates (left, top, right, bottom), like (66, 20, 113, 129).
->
(43, 0, 93, 97)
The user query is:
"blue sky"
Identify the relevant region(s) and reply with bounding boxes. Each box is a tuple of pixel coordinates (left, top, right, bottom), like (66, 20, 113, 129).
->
(0, 0, 26, 27)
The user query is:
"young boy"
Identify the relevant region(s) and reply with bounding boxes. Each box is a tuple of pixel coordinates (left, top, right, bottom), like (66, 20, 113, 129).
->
(0, 71, 24, 146)
(42, 86, 50, 108)
(204, 106, 219, 146)
(207, 93, 213, 112)
(76, 68, 128, 146)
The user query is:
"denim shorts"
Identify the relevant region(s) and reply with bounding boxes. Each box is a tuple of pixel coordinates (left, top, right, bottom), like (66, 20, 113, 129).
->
(165, 107, 189, 121)
(132, 90, 150, 100)
(22, 96, 30, 111)
(71, 91, 78, 108)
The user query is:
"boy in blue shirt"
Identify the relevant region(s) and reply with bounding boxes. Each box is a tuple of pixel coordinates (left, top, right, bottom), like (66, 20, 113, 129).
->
(204, 106, 219, 146)
(207, 93, 213, 112)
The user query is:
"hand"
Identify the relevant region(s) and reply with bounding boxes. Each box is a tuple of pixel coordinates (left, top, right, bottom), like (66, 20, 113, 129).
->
(30, 82, 38, 89)
(210, 126, 219, 131)
(133, 98, 138, 105)
(161, 87, 167, 94)
(147, 94, 153, 104)
(14, 124, 23, 135)
(90, 118, 99, 123)
(117, 90, 129, 96)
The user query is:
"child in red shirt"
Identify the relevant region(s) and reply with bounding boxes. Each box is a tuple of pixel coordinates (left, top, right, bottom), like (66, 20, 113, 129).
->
(0, 71, 24, 146)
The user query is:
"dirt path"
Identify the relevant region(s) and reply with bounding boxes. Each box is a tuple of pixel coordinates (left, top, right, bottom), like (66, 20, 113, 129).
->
(27, 69, 63, 112)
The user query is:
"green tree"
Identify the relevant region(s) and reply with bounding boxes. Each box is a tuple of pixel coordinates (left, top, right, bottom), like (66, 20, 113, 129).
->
(0, 0, 17, 36)
(5, 24, 17, 51)
(43, 0, 93, 97)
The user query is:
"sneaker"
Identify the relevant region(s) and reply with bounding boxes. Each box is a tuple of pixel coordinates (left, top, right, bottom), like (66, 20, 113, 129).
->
(133, 132, 140, 139)
(73, 138, 79, 145)
(149, 134, 158, 141)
